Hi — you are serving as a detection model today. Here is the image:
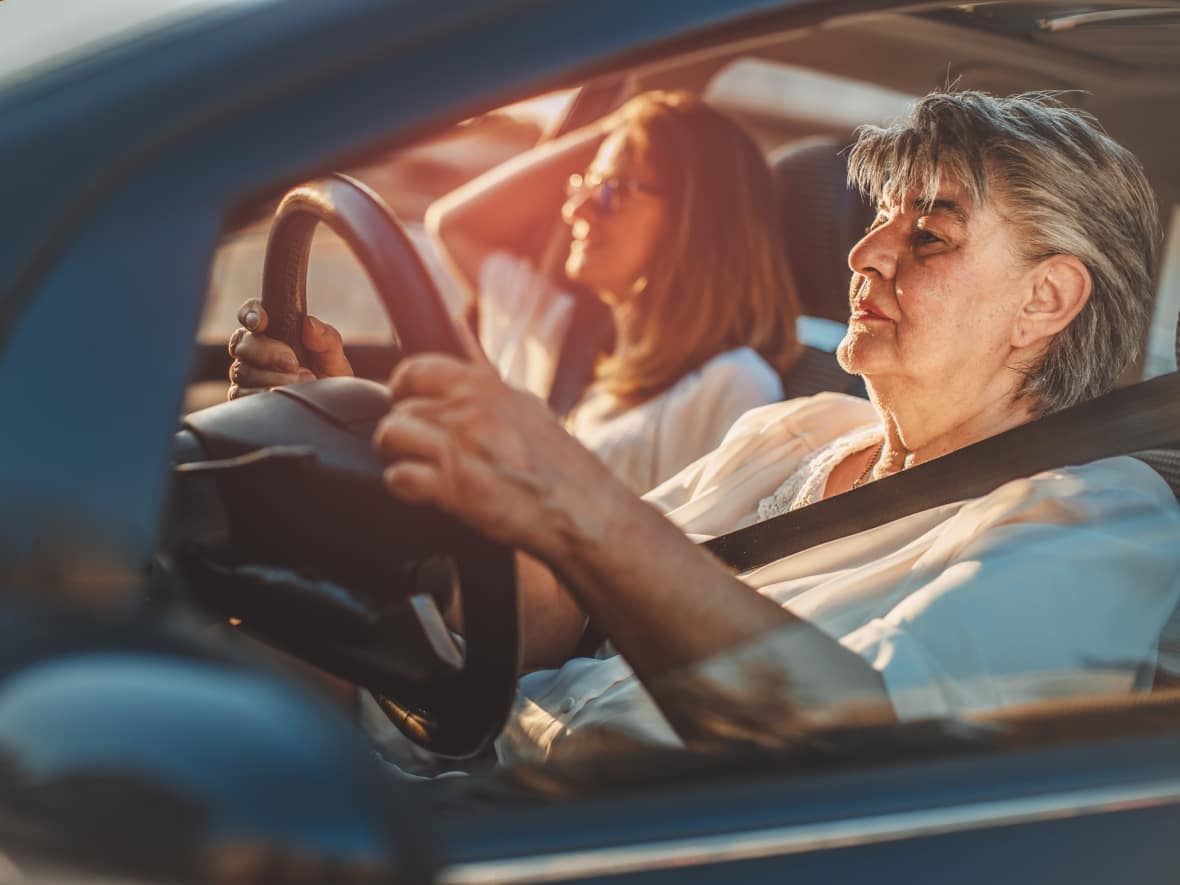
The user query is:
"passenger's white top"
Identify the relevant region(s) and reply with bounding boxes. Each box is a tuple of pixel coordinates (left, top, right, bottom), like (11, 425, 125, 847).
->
(478, 251, 783, 494)
(496, 393, 1180, 764)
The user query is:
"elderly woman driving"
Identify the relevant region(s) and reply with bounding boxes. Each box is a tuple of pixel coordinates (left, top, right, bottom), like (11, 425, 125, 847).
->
(374, 91, 1180, 762)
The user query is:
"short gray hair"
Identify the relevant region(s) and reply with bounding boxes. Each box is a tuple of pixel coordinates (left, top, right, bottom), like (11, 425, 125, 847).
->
(846, 90, 1160, 414)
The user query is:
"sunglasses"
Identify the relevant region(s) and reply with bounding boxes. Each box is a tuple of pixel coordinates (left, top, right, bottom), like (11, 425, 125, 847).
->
(565, 172, 663, 216)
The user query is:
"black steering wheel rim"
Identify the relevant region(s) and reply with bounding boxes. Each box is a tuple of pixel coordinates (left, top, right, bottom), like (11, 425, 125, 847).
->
(232, 174, 519, 758)
(261, 172, 464, 362)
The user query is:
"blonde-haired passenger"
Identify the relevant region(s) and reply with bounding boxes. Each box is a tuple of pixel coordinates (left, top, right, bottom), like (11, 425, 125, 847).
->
(230, 91, 803, 494)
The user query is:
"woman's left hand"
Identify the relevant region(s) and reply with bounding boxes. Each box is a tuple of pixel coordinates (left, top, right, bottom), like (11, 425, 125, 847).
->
(373, 354, 627, 566)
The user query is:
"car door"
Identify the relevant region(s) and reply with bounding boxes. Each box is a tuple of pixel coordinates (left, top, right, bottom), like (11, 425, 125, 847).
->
(2, 1, 1179, 882)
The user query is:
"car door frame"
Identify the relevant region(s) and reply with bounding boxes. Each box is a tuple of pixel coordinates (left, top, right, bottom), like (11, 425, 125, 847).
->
(2, 1, 1179, 881)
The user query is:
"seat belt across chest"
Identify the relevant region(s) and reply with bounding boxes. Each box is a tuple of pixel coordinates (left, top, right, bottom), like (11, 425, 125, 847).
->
(703, 371, 1180, 573)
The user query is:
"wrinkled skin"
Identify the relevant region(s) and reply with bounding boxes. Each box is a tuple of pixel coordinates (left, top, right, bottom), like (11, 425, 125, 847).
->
(227, 298, 353, 398)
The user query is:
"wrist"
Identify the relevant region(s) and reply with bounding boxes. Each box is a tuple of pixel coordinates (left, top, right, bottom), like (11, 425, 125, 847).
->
(548, 470, 663, 585)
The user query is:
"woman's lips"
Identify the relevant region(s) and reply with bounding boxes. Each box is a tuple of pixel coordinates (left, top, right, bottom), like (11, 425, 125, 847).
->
(851, 302, 891, 322)
(570, 238, 603, 256)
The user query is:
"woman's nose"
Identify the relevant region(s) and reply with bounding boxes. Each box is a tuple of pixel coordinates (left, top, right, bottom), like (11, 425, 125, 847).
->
(561, 189, 596, 227)
(848, 218, 899, 281)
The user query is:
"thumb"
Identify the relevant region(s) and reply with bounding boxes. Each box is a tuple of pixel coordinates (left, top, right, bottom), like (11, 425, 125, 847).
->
(302, 315, 354, 377)
(237, 299, 269, 334)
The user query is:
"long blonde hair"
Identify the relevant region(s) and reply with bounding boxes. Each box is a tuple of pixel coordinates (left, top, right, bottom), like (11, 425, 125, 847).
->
(595, 91, 802, 402)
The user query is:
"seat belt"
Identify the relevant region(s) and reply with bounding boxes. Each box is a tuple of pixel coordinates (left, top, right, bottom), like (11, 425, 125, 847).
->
(703, 371, 1180, 573)
(546, 292, 614, 417)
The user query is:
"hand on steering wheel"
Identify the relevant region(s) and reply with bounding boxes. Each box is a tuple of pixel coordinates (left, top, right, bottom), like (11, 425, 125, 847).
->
(227, 300, 354, 399)
(172, 174, 519, 759)
(376, 352, 618, 566)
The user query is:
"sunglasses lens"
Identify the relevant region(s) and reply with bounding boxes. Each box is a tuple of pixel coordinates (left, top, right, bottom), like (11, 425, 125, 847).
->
(565, 175, 630, 215)
(597, 180, 618, 215)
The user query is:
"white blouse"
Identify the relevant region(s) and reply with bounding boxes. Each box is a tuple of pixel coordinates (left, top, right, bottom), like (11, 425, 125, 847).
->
(478, 251, 784, 494)
(496, 394, 1180, 764)
(476, 251, 575, 399)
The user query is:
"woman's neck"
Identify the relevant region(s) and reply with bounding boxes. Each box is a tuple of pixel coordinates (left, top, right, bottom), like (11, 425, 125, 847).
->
(868, 380, 1037, 477)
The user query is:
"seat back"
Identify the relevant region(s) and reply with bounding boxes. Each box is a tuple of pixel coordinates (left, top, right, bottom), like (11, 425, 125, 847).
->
(1135, 447, 1180, 690)
(1145, 313, 1180, 689)
(770, 136, 874, 324)
(770, 137, 873, 399)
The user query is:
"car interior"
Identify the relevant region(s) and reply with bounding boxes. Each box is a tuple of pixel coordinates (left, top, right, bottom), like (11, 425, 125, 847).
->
(6, 2, 1180, 882)
(192, 4, 1180, 399)
(172, 1, 1180, 784)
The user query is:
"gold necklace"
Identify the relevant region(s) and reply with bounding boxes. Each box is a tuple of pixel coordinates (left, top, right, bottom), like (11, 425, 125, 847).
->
(851, 441, 884, 490)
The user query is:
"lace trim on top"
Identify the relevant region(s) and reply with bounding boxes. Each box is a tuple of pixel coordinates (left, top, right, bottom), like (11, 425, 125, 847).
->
(756, 424, 883, 522)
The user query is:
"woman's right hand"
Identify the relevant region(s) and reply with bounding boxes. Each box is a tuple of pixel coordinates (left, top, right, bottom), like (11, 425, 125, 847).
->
(227, 298, 354, 400)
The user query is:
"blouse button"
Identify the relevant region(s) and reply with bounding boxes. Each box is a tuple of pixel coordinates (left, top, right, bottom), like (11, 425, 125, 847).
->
(557, 697, 576, 714)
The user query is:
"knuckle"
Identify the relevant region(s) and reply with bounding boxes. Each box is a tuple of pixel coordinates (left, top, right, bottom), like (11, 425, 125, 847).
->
(236, 333, 273, 367)
(390, 357, 425, 393)
(374, 413, 406, 453)
(235, 331, 256, 358)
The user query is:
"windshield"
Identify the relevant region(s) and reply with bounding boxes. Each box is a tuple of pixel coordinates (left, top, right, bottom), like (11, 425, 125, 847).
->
(0, 0, 265, 88)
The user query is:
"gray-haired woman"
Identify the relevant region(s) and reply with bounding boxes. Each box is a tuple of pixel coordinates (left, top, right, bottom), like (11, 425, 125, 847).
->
(375, 91, 1180, 762)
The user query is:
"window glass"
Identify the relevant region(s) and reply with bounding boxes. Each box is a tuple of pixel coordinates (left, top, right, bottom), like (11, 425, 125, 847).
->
(705, 57, 915, 130)
(198, 90, 573, 344)
(201, 222, 393, 346)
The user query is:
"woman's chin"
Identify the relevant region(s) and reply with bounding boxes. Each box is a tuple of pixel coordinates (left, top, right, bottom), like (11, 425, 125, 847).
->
(564, 253, 592, 285)
(836, 333, 890, 376)
(564, 257, 612, 294)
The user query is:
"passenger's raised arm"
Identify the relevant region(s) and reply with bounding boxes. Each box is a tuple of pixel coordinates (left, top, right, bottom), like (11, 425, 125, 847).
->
(424, 120, 606, 297)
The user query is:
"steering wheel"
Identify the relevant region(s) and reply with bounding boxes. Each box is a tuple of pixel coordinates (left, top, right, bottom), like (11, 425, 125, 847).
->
(164, 175, 519, 759)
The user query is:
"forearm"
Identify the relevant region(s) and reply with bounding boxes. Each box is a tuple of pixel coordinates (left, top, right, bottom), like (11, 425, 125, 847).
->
(376, 355, 891, 745)
(549, 481, 893, 738)
(424, 121, 607, 289)
(553, 482, 790, 676)
(516, 551, 588, 671)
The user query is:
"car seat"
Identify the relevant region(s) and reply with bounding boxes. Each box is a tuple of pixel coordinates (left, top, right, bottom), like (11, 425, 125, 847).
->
(770, 136, 874, 400)
(1139, 445, 1180, 689)
(1142, 320, 1180, 689)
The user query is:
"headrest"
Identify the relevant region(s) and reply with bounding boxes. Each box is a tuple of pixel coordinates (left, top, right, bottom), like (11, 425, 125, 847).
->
(770, 137, 875, 323)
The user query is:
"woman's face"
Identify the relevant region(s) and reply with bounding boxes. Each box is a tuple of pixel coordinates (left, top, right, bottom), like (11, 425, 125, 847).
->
(837, 183, 1035, 402)
(562, 129, 668, 302)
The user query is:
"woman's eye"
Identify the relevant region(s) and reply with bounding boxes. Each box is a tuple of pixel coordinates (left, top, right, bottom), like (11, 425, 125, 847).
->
(913, 229, 944, 247)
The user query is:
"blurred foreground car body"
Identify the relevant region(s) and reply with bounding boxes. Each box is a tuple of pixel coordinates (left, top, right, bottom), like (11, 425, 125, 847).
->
(1, 0, 1179, 882)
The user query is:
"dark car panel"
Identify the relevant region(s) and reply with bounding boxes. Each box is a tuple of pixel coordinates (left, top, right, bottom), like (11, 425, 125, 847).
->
(2, 0, 1179, 881)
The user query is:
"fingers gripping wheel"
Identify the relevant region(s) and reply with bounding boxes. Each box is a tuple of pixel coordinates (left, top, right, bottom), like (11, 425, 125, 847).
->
(170, 176, 518, 758)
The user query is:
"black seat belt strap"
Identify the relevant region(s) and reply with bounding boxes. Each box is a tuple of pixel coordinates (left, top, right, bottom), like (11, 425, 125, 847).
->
(704, 371, 1180, 573)
(546, 293, 613, 417)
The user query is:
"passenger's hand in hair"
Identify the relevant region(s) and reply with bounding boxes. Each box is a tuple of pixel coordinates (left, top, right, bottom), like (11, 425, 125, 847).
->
(227, 298, 353, 399)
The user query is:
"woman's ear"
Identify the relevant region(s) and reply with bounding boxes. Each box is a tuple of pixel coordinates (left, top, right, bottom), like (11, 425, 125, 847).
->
(1013, 254, 1092, 348)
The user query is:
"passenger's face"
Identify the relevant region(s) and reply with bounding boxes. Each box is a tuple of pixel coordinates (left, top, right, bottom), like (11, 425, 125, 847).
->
(562, 130, 668, 303)
(837, 184, 1034, 397)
